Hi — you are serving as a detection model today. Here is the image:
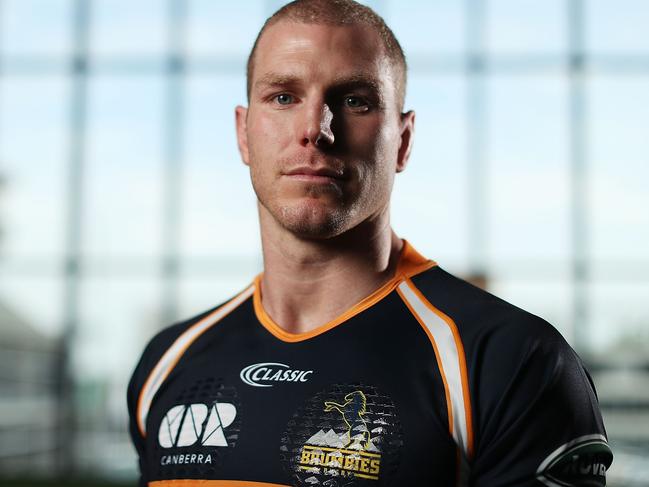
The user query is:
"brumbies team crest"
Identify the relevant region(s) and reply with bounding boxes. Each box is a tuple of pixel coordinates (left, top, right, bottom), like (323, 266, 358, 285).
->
(281, 384, 403, 486)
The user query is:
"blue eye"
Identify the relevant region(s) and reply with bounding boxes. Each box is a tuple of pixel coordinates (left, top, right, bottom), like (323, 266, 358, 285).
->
(344, 96, 369, 110)
(275, 94, 294, 105)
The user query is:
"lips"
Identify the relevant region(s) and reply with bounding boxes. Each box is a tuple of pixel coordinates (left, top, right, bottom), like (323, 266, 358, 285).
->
(283, 166, 346, 182)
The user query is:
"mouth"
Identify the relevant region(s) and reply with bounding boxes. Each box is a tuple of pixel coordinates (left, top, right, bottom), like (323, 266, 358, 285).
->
(283, 166, 346, 183)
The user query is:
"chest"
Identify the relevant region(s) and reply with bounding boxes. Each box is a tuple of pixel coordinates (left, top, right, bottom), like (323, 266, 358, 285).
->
(144, 309, 458, 486)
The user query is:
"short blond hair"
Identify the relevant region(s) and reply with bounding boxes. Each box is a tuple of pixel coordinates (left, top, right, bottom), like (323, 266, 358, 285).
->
(246, 0, 407, 111)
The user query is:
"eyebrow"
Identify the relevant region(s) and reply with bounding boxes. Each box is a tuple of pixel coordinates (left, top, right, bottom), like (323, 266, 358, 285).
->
(254, 73, 301, 90)
(254, 73, 382, 94)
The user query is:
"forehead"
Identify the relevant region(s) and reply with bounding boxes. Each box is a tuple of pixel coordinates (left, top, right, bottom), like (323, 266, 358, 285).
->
(251, 21, 395, 93)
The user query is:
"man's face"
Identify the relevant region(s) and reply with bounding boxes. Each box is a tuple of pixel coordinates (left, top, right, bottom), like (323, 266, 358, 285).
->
(236, 20, 414, 239)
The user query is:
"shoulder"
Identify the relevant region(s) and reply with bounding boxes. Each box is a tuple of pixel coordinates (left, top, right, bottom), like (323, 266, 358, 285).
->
(129, 282, 255, 391)
(399, 266, 612, 482)
(127, 282, 256, 434)
(127, 303, 225, 398)
(145, 304, 225, 357)
(125, 302, 226, 448)
(403, 265, 586, 420)
(407, 265, 566, 355)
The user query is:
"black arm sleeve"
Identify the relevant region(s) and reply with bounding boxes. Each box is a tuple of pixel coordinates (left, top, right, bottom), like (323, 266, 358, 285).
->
(127, 339, 156, 487)
(126, 307, 223, 486)
(470, 316, 613, 486)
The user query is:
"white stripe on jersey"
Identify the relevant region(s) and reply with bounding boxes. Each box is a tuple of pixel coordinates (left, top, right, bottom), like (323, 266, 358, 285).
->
(397, 280, 471, 459)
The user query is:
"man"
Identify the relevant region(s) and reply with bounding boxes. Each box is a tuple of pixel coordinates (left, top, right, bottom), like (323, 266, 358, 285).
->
(128, 1, 613, 485)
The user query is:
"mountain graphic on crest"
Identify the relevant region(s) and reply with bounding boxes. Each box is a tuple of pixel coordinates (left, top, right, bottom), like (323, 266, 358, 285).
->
(305, 429, 346, 448)
(306, 428, 382, 452)
(348, 433, 381, 452)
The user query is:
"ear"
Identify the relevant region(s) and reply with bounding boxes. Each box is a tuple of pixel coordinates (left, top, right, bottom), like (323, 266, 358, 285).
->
(396, 110, 415, 173)
(235, 105, 250, 165)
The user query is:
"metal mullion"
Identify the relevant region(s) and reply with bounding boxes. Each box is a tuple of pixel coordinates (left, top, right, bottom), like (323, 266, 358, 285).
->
(0, 0, 4, 209)
(58, 0, 91, 476)
(5, 54, 649, 77)
(568, 0, 589, 352)
(466, 0, 487, 277)
(160, 0, 188, 326)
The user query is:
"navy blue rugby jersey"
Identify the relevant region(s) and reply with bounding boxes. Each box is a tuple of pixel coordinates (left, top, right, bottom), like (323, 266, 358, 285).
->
(127, 241, 612, 487)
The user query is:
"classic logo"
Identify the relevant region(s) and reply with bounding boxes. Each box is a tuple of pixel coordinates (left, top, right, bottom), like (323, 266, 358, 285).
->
(158, 402, 237, 448)
(240, 362, 313, 387)
(536, 434, 613, 487)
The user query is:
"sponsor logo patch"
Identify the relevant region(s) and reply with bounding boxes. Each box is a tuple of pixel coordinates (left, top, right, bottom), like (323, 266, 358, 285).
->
(536, 434, 613, 487)
(158, 402, 237, 448)
(153, 377, 242, 473)
(240, 362, 314, 387)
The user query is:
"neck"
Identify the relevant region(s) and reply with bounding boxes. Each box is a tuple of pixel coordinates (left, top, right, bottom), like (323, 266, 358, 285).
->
(258, 205, 403, 334)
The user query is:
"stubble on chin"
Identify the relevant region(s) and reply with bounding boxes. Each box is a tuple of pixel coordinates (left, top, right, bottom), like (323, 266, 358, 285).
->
(252, 163, 358, 238)
(254, 173, 351, 238)
(275, 200, 348, 239)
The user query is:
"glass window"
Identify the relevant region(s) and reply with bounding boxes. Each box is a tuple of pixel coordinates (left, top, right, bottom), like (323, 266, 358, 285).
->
(0, 0, 73, 57)
(76, 275, 161, 381)
(0, 273, 64, 337)
(83, 75, 165, 258)
(187, 0, 266, 58)
(485, 75, 570, 264)
(90, 0, 167, 58)
(588, 77, 649, 262)
(392, 74, 469, 269)
(586, 0, 649, 53)
(177, 269, 259, 319)
(588, 281, 649, 354)
(180, 75, 260, 257)
(73, 274, 161, 476)
(0, 77, 69, 258)
(485, 0, 567, 54)
(387, 0, 465, 55)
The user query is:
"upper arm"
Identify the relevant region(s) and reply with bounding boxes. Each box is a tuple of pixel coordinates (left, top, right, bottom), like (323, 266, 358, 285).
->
(469, 317, 613, 486)
(126, 325, 181, 486)
(127, 346, 152, 487)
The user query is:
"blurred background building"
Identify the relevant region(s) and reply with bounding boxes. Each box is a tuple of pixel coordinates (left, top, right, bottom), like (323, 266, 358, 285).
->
(0, 0, 648, 485)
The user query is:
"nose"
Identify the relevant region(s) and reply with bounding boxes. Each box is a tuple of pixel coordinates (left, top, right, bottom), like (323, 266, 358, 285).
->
(301, 103, 334, 148)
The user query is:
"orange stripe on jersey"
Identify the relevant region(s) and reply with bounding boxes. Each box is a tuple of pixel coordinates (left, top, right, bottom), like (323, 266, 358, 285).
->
(395, 239, 437, 276)
(148, 481, 290, 487)
(136, 285, 254, 437)
(254, 239, 437, 343)
(254, 272, 402, 343)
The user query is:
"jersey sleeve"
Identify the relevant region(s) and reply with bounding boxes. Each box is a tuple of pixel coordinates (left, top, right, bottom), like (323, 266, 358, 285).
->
(469, 315, 613, 486)
(128, 328, 180, 487)
(127, 345, 152, 487)
(126, 302, 231, 485)
(126, 304, 227, 484)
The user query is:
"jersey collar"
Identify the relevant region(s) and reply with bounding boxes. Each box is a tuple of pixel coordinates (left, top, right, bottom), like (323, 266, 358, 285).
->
(252, 240, 436, 343)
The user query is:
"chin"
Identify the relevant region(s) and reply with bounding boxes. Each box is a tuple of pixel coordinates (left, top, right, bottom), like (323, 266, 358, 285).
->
(276, 201, 350, 239)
